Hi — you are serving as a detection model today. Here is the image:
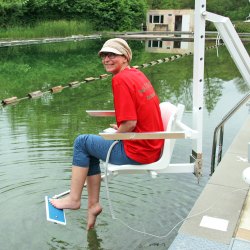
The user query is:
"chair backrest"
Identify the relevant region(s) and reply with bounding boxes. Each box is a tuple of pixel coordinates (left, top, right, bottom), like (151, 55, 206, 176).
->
(158, 102, 184, 164)
(160, 102, 178, 132)
(108, 102, 185, 172)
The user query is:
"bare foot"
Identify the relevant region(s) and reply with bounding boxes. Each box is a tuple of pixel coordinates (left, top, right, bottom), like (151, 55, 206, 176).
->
(86, 203, 102, 231)
(49, 196, 81, 210)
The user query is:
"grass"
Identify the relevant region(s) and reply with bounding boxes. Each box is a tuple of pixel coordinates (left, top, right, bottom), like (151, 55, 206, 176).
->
(0, 20, 93, 40)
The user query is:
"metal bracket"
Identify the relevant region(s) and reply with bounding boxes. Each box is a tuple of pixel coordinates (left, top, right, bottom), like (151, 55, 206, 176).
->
(149, 170, 158, 178)
(190, 153, 204, 184)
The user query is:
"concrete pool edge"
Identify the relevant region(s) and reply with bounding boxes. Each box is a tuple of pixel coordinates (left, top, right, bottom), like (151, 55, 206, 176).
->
(169, 115, 250, 249)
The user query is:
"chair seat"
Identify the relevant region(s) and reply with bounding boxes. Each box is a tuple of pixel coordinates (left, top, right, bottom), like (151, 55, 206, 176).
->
(108, 162, 165, 172)
(106, 102, 181, 175)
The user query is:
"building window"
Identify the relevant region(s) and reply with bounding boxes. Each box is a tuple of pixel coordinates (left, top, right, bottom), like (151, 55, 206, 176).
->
(168, 14, 172, 17)
(149, 15, 164, 23)
(166, 46, 171, 49)
(148, 40, 163, 48)
(174, 41, 181, 48)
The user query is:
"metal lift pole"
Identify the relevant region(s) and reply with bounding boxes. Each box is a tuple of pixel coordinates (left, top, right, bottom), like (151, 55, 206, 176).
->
(190, 0, 206, 177)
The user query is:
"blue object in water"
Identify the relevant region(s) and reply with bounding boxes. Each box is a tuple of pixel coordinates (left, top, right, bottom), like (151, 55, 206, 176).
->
(45, 196, 66, 225)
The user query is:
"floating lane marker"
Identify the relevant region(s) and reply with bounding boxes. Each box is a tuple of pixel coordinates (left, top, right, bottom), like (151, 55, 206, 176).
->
(99, 74, 109, 79)
(149, 61, 156, 66)
(0, 44, 224, 106)
(200, 215, 229, 232)
(84, 77, 96, 82)
(156, 59, 163, 63)
(28, 91, 43, 98)
(68, 81, 80, 87)
(50, 86, 63, 93)
(1, 97, 20, 105)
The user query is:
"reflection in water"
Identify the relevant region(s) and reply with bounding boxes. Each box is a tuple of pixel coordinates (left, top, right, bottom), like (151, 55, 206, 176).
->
(204, 65, 223, 114)
(0, 40, 249, 249)
(87, 229, 103, 250)
(146, 39, 194, 54)
(234, 77, 250, 94)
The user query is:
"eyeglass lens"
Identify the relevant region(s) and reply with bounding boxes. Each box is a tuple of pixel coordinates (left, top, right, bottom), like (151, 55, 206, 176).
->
(100, 53, 116, 59)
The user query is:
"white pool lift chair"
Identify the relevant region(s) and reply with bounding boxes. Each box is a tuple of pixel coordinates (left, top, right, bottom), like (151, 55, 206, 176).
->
(52, 102, 203, 200)
(86, 102, 202, 182)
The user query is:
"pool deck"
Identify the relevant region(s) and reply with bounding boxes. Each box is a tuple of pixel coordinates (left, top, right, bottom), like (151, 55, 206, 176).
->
(169, 115, 250, 250)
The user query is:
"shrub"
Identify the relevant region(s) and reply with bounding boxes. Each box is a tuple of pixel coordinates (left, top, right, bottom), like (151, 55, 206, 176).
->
(234, 23, 250, 33)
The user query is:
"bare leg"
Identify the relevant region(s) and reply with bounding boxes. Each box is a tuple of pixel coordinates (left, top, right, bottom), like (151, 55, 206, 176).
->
(86, 173, 102, 231)
(49, 165, 89, 210)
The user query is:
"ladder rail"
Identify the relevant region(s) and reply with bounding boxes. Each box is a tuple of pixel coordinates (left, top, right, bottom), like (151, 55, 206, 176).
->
(211, 92, 250, 174)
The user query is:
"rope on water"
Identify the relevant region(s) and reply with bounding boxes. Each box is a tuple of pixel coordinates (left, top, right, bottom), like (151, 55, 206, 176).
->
(0, 44, 224, 106)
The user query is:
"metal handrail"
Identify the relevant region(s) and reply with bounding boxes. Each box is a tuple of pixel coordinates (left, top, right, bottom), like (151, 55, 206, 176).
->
(211, 91, 250, 174)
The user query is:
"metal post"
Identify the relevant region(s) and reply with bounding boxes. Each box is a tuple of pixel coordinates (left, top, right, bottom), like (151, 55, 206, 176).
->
(191, 0, 206, 163)
(211, 129, 218, 174)
(217, 125, 224, 164)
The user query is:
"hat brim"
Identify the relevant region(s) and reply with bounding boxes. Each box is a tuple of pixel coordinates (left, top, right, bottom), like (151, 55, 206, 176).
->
(98, 47, 123, 56)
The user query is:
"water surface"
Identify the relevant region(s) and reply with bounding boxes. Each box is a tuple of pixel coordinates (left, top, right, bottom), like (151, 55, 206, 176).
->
(0, 39, 249, 249)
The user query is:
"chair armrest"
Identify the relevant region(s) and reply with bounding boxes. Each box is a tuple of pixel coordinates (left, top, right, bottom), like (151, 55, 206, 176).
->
(100, 131, 185, 140)
(100, 131, 199, 140)
(86, 110, 116, 117)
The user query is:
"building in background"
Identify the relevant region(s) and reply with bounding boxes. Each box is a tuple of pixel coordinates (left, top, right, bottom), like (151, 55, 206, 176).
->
(146, 9, 195, 32)
(146, 9, 195, 54)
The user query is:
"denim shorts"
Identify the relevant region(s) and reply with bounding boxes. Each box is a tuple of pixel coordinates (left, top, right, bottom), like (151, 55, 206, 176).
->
(72, 134, 142, 176)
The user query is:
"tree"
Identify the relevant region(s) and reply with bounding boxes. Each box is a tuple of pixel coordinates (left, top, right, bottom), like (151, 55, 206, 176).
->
(206, 0, 233, 15)
(88, 0, 146, 31)
(144, 0, 181, 9)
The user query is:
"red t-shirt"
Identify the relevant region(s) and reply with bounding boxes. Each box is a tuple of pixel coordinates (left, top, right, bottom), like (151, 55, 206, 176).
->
(112, 67, 164, 164)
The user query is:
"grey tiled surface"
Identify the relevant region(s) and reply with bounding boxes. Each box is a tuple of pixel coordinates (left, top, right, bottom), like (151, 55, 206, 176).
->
(168, 233, 228, 250)
(169, 234, 250, 249)
(229, 238, 250, 250)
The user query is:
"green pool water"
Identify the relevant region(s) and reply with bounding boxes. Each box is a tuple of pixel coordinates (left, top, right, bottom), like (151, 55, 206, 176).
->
(0, 38, 249, 249)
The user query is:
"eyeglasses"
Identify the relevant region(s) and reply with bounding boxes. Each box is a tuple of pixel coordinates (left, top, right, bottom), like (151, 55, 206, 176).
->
(99, 52, 122, 60)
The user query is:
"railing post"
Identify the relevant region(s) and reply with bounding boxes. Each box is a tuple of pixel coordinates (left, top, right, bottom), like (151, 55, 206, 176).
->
(217, 124, 224, 165)
(211, 129, 219, 174)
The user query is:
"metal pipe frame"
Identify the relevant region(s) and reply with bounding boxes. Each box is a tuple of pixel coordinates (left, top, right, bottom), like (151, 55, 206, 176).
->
(204, 11, 250, 88)
(192, 0, 206, 161)
(199, 3, 250, 174)
(211, 91, 250, 173)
